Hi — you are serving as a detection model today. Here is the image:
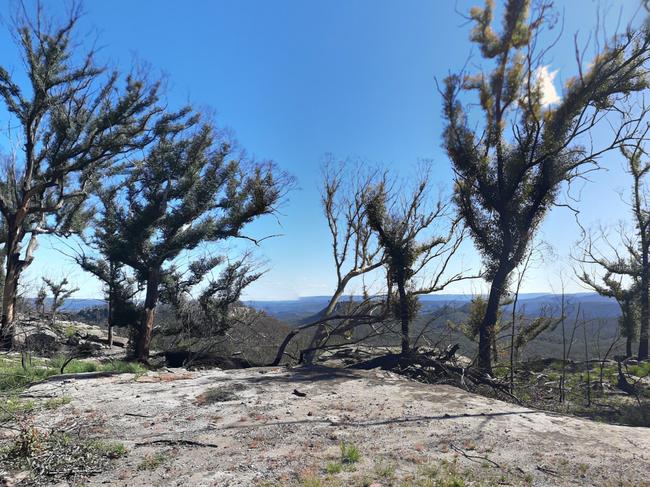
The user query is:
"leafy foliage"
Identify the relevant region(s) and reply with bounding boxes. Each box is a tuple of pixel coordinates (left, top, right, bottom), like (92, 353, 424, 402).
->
(99, 109, 286, 359)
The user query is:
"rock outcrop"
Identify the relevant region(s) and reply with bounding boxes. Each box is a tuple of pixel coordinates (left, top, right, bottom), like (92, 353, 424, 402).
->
(23, 365, 650, 486)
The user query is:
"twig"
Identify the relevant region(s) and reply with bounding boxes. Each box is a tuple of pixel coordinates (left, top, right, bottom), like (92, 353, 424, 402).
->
(449, 443, 501, 468)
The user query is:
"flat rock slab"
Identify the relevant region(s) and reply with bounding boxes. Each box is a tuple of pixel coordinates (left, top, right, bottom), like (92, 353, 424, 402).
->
(26, 366, 650, 486)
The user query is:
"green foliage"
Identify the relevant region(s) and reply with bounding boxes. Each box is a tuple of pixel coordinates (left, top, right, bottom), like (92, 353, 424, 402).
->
(512, 315, 561, 359)
(86, 440, 128, 459)
(340, 442, 361, 465)
(0, 356, 146, 392)
(137, 452, 167, 471)
(96, 109, 286, 358)
(628, 361, 650, 378)
(74, 249, 142, 331)
(450, 296, 489, 341)
(325, 462, 342, 474)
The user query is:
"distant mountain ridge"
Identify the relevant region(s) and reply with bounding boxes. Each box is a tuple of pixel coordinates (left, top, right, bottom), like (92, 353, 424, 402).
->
(244, 292, 619, 325)
(34, 293, 620, 327)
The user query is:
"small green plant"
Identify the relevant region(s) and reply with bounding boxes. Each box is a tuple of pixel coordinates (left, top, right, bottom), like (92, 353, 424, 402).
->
(300, 474, 325, 487)
(325, 462, 342, 474)
(417, 463, 438, 479)
(340, 442, 360, 465)
(12, 421, 44, 458)
(43, 396, 72, 409)
(437, 476, 465, 487)
(137, 452, 167, 471)
(628, 362, 650, 378)
(374, 461, 396, 478)
(88, 440, 128, 459)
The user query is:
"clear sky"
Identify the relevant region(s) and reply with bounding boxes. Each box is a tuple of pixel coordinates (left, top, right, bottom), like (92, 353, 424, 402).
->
(0, 0, 645, 300)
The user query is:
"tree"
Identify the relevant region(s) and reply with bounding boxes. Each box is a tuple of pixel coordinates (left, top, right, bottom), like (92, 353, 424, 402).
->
(42, 276, 78, 327)
(578, 270, 639, 358)
(624, 135, 650, 360)
(273, 164, 466, 365)
(35, 284, 47, 317)
(442, 0, 650, 373)
(364, 172, 466, 355)
(577, 131, 650, 360)
(102, 111, 285, 361)
(0, 4, 163, 348)
(66, 185, 142, 348)
(160, 252, 264, 344)
(301, 161, 386, 364)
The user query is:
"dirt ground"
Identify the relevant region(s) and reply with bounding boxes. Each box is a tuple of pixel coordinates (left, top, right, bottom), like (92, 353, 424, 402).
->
(21, 365, 650, 486)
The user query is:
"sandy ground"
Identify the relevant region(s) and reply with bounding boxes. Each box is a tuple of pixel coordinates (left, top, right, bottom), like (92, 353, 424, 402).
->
(22, 365, 650, 486)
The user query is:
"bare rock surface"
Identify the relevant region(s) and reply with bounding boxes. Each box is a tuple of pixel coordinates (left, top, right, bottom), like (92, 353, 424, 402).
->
(25, 366, 650, 486)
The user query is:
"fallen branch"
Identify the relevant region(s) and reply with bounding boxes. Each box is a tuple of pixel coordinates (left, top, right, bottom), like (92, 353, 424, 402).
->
(134, 438, 220, 448)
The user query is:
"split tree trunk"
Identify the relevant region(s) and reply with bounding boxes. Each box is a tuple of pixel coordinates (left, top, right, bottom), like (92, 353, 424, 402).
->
(0, 218, 39, 350)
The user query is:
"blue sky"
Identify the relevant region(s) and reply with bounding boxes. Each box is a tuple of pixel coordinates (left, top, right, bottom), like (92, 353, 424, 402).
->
(0, 0, 644, 299)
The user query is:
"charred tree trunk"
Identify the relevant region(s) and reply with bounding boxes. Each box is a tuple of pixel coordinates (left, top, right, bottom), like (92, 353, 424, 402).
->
(136, 268, 160, 362)
(107, 282, 114, 349)
(639, 257, 649, 360)
(302, 276, 353, 364)
(626, 334, 633, 359)
(1, 228, 22, 350)
(396, 271, 410, 356)
(478, 268, 508, 374)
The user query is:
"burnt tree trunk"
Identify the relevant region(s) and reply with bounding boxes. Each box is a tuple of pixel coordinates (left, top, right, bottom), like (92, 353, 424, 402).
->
(639, 255, 649, 360)
(107, 281, 114, 349)
(478, 267, 509, 374)
(396, 271, 410, 356)
(1, 224, 24, 350)
(626, 334, 633, 359)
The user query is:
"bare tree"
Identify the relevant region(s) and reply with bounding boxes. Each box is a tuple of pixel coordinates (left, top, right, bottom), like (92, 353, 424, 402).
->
(302, 161, 387, 363)
(42, 276, 78, 327)
(578, 268, 639, 358)
(274, 164, 469, 365)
